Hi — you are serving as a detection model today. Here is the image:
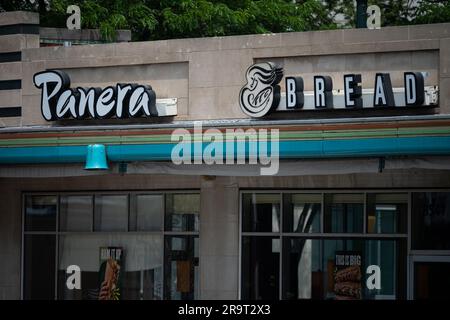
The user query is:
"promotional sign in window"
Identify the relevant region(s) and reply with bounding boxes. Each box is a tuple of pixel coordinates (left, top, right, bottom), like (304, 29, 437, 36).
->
(334, 251, 362, 300)
(98, 247, 123, 300)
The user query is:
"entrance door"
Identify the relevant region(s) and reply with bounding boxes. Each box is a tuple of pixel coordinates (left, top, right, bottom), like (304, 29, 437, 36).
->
(410, 256, 450, 299)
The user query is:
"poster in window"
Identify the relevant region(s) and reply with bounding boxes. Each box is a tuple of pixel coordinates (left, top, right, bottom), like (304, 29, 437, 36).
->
(176, 260, 191, 293)
(98, 247, 123, 300)
(334, 251, 362, 300)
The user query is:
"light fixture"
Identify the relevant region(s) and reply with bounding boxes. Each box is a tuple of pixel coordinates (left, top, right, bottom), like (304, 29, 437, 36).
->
(85, 144, 109, 170)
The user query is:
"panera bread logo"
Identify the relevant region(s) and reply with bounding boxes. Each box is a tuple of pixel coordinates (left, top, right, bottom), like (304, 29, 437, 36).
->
(238, 62, 438, 118)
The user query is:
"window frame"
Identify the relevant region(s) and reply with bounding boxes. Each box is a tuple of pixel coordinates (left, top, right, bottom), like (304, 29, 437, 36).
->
(239, 189, 450, 300)
(21, 190, 200, 300)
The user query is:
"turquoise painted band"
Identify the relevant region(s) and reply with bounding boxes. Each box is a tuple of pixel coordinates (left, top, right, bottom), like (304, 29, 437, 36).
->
(0, 136, 449, 164)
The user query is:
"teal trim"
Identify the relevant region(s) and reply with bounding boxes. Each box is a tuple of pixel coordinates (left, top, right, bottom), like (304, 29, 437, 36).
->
(0, 136, 449, 164)
(0, 146, 86, 163)
(108, 144, 175, 161)
(321, 137, 450, 157)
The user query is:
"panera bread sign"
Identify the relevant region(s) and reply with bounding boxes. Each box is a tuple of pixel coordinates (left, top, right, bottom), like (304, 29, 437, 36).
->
(239, 62, 438, 118)
(33, 70, 177, 121)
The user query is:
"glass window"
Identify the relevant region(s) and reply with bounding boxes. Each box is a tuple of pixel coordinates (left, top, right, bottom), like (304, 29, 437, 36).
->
(23, 235, 56, 299)
(241, 236, 280, 299)
(282, 238, 405, 300)
(57, 234, 163, 300)
(165, 194, 200, 232)
(367, 194, 407, 234)
(324, 194, 364, 233)
(283, 194, 321, 233)
(60, 196, 93, 231)
(414, 262, 450, 299)
(94, 195, 128, 232)
(412, 192, 450, 250)
(282, 238, 321, 299)
(164, 236, 199, 300)
(25, 195, 57, 231)
(24, 191, 199, 300)
(242, 193, 280, 232)
(133, 194, 163, 231)
(122, 269, 162, 300)
(241, 191, 409, 301)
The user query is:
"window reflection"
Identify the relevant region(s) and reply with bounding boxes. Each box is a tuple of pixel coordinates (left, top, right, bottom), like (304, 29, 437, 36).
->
(165, 194, 200, 232)
(241, 191, 408, 300)
(24, 192, 200, 300)
(367, 194, 407, 234)
(324, 194, 364, 233)
(164, 236, 199, 300)
(60, 196, 93, 231)
(412, 192, 450, 250)
(283, 194, 321, 233)
(282, 239, 403, 300)
(282, 238, 322, 299)
(242, 194, 280, 232)
(58, 234, 163, 300)
(133, 194, 164, 231)
(241, 237, 280, 300)
(94, 195, 128, 232)
(25, 195, 57, 231)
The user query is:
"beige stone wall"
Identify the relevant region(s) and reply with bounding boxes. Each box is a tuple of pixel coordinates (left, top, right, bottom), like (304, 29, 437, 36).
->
(261, 51, 439, 92)
(1, 16, 448, 126)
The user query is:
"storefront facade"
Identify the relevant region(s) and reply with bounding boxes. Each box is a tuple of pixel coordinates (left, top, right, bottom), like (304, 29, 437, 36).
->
(1, 11, 450, 300)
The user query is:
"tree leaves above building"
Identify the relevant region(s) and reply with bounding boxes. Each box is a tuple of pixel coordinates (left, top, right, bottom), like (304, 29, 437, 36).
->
(158, 0, 337, 38)
(0, 0, 336, 40)
(330, 0, 450, 28)
(0, 0, 449, 41)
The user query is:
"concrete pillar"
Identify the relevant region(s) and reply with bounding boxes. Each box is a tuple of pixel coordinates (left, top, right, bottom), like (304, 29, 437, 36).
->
(199, 176, 240, 299)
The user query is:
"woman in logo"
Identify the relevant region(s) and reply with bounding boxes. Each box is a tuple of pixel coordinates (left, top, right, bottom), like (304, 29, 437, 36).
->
(239, 62, 283, 118)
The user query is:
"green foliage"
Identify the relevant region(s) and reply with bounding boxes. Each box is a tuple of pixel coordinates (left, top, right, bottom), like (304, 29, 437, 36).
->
(56, 0, 158, 41)
(0, 0, 450, 41)
(156, 0, 335, 38)
(0, 0, 335, 40)
(329, 0, 450, 28)
(413, 1, 450, 25)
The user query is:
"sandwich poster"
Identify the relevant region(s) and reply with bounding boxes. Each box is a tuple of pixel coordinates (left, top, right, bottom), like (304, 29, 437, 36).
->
(334, 251, 362, 300)
(98, 247, 123, 300)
